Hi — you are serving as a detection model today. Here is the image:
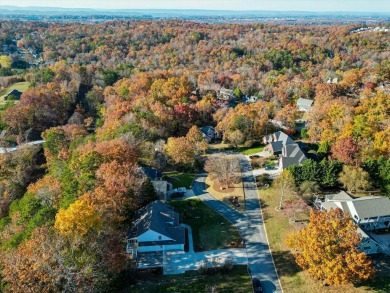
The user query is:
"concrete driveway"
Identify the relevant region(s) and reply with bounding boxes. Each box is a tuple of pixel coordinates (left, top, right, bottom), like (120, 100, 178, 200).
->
(252, 167, 282, 179)
(163, 224, 247, 275)
(164, 248, 248, 275)
(192, 156, 282, 293)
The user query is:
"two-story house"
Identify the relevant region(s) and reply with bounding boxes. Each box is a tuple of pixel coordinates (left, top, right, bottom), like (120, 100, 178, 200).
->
(127, 201, 185, 263)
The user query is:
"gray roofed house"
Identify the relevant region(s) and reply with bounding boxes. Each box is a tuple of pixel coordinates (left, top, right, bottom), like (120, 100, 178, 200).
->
(325, 191, 353, 201)
(200, 126, 216, 142)
(321, 193, 390, 232)
(296, 98, 314, 112)
(5, 89, 22, 101)
(141, 167, 162, 181)
(218, 88, 235, 101)
(279, 143, 308, 169)
(127, 201, 185, 264)
(320, 192, 390, 255)
(263, 131, 294, 155)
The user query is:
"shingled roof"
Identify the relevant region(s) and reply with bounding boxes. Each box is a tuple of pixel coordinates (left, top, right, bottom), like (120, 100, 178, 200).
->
(280, 143, 308, 169)
(128, 201, 185, 246)
(350, 197, 390, 219)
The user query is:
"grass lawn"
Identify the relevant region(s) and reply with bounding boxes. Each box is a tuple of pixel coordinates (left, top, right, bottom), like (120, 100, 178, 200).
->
(0, 82, 29, 103)
(163, 172, 195, 189)
(170, 198, 243, 251)
(238, 146, 264, 155)
(129, 265, 252, 293)
(205, 176, 245, 212)
(207, 142, 264, 156)
(259, 187, 390, 293)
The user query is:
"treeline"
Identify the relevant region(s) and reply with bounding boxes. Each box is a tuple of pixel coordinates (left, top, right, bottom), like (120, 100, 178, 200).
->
(0, 19, 388, 291)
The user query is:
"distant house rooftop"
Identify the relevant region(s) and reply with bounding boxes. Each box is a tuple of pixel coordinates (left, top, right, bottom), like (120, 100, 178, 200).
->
(296, 98, 313, 112)
(5, 89, 23, 100)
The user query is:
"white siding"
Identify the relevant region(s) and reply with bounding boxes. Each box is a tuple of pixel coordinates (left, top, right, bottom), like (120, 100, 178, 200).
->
(138, 244, 184, 253)
(138, 230, 172, 242)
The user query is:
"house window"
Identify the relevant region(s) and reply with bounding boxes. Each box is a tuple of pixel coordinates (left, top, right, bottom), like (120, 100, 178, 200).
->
(158, 236, 162, 240)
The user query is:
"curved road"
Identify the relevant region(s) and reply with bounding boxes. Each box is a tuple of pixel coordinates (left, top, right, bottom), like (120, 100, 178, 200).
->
(192, 155, 282, 293)
(0, 140, 45, 154)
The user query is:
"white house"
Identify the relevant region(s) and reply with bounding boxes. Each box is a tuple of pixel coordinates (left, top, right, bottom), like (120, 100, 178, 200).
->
(244, 95, 258, 104)
(320, 191, 390, 255)
(218, 88, 235, 100)
(127, 201, 185, 263)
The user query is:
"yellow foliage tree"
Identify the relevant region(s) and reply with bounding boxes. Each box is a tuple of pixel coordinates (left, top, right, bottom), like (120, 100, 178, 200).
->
(0, 55, 11, 68)
(286, 209, 374, 285)
(54, 199, 102, 238)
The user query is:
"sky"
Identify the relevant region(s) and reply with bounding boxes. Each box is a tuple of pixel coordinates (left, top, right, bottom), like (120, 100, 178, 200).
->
(0, 0, 389, 12)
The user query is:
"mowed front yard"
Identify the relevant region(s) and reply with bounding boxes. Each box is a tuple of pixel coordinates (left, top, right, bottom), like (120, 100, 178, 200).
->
(129, 265, 252, 293)
(258, 188, 390, 293)
(0, 81, 29, 104)
(163, 171, 195, 189)
(170, 198, 243, 252)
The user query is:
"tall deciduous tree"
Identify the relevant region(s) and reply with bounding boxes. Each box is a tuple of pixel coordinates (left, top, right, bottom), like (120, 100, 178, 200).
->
(338, 165, 371, 192)
(164, 136, 196, 167)
(286, 209, 374, 285)
(273, 169, 296, 210)
(331, 136, 360, 166)
(186, 126, 208, 154)
(204, 155, 240, 189)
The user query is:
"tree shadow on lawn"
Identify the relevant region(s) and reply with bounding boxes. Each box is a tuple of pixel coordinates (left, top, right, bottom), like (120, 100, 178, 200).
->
(272, 249, 302, 278)
(361, 254, 390, 293)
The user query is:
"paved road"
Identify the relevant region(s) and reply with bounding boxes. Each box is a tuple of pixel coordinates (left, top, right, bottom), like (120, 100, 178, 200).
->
(192, 157, 282, 293)
(0, 140, 45, 154)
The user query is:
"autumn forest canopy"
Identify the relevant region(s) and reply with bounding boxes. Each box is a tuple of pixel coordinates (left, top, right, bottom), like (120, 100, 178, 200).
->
(0, 19, 389, 291)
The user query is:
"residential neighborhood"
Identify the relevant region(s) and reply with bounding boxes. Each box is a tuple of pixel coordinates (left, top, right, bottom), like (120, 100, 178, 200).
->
(0, 6, 389, 293)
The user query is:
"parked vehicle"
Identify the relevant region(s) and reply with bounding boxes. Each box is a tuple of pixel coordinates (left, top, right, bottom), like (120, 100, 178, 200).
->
(265, 165, 276, 170)
(172, 187, 186, 193)
(249, 155, 260, 159)
(252, 278, 263, 293)
(170, 192, 185, 199)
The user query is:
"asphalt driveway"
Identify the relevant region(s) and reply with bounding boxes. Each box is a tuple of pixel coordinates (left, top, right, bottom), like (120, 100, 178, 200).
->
(192, 156, 282, 293)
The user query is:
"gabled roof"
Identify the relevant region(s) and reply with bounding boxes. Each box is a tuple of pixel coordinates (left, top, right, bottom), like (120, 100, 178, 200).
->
(350, 197, 390, 219)
(280, 143, 308, 169)
(322, 194, 390, 220)
(6, 89, 22, 100)
(263, 131, 294, 146)
(297, 98, 313, 108)
(274, 131, 294, 145)
(326, 191, 353, 201)
(128, 201, 185, 245)
(141, 167, 162, 181)
(269, 141, 284, 153)
(200, 126, 215, 135)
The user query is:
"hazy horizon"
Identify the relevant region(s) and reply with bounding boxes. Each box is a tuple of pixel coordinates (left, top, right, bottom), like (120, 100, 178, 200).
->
(1, 0, 389, 13)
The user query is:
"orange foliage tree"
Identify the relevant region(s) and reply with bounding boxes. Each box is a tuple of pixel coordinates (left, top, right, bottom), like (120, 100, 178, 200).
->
(286, 208, 374, 285)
